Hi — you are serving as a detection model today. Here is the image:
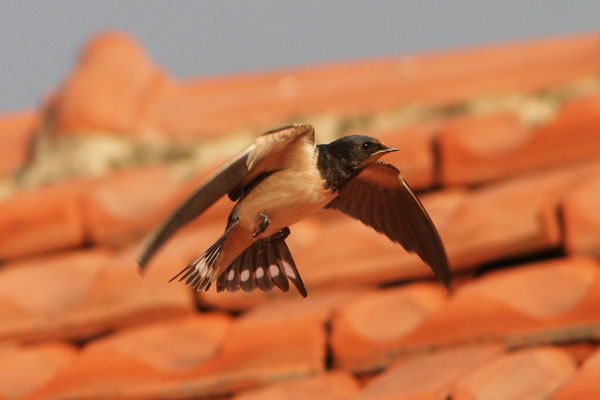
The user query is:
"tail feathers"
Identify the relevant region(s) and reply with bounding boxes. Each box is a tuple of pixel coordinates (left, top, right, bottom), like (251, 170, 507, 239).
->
(216, 236, 307, 297)
(169, 233, 226, 292)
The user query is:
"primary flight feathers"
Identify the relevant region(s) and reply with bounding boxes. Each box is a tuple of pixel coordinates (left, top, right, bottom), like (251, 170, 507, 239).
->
(325, 162, 450, 286)
(137, 124, 314, 269)
(138, 124, 450, 296)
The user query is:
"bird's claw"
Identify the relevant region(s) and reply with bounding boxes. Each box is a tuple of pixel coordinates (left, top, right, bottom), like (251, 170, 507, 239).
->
(253, 213, 270, 237)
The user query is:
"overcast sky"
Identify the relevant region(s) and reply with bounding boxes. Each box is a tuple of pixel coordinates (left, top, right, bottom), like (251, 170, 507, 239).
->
(1, 1, 598, 112)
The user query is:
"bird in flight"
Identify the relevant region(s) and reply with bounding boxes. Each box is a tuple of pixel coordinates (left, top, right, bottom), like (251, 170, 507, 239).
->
(137, 124, 450, 297)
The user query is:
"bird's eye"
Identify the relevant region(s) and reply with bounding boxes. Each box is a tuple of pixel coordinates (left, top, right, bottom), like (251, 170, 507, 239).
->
(362, 142, 371, 150)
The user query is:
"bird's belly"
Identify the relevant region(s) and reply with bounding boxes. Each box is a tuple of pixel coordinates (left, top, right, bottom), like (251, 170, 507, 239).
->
(262, 194, 328, 230)
(237, 168, 336, 235)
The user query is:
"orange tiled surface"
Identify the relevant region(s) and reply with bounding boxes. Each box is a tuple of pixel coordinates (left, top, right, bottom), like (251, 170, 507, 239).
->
(1, 31, 600, 399)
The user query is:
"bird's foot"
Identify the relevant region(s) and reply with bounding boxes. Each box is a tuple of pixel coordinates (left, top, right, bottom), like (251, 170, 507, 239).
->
(268, 227, 290, 242)
(252, 213, 270, 237)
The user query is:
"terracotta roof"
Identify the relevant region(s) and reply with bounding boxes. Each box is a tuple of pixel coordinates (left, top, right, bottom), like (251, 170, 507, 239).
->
(439, 93, 600, 185)
(1, 31, 600, 399)
(47, 31, 600, 139)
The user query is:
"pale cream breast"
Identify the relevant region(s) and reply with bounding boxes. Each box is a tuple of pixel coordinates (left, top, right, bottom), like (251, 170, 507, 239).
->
(236, 145, 336, 235)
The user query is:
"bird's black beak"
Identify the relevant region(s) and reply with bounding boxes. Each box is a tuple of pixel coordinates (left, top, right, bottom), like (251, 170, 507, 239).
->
(372, 145, 398, 156)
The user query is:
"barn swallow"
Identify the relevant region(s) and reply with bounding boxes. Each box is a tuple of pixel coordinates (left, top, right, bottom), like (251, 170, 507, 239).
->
(137, 124, 450, 297)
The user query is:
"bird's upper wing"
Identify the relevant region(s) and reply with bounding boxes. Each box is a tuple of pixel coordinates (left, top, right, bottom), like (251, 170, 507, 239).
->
(137, 124, 315, 270)
(325, 161, 451, 288)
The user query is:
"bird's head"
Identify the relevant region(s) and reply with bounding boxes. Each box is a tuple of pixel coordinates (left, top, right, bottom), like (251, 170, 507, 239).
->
(327, 135, 398, 171)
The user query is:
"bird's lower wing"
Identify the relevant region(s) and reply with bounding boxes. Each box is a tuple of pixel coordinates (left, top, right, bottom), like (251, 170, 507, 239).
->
(137, 124, 315, 271)
(325, 161, 451, 288)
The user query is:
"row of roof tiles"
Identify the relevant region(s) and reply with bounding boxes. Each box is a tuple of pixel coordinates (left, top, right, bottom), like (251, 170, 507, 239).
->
(2, 89, 600, 262)
(7, 343, 600, 399)
(1, 256, 599, 398)
(46, 32, 600, 140)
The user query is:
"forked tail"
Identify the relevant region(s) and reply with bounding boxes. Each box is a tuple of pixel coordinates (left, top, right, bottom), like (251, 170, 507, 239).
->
(170, 227, 307, 297)
(216, 233, 307, 297)
(169, 233, 227, 292)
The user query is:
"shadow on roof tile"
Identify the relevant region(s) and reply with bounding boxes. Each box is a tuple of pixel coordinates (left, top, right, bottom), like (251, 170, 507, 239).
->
(0, 246, 193, 343)
(356, 344, 502, 400)
(562, 170, 600, 259)
(0, 341, 76, 400)
(451, 347, 576, 400)
(30, 302, 327, 399)
(332, 257, 600, 372)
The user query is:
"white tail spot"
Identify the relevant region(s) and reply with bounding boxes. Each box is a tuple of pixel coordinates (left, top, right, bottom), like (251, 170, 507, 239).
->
(241, 270, 250, 281)
(269, 265, 279, 277)
(283, 261, 296, 279)
(227, 270, 235, 281)
(256, 267, 264, 278)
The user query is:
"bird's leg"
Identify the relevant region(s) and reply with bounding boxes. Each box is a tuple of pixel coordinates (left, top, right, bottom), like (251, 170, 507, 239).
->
(253, 213, 270, 237)
(268, 227, 290, 242)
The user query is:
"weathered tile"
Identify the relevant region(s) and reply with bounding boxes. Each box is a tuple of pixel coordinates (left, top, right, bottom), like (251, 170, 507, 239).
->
(51, 31, 166, 137)
(0, 249, 111, 340)
(439, 94, 600, 185)
(176, 289, 354, 395)
(234, 371, 359, 400)
(562, 171, 600, 259)
(439, 112, 527, 185)
(82, 165, 180, 246)
(356, 345, 502, 400)
(0, 110, 39, 176)
(87, 313, 232, 372)
(551, 348, 600, 399)
(29, 314, 232, 400)
(406, 257, 600, 350)
(0, 181, 88, 260)
(443, 160, 600, 269)
(330, 284, 448, 371)
(0, 246, 193, 343)
(331, 257, 600, 372)
(0, 342, 76, 400)
(451, 347, 576, 400)
(32, 291, 332, 399)
(199, 306, 326, 396)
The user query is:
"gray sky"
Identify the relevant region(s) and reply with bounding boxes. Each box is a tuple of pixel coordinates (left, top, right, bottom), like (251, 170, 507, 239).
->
(1, 1, 598, 112)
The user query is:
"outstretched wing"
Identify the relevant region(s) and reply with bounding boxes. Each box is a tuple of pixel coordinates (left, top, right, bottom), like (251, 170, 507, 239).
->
(325, 161, 451, 288)
(137, 124, 315, 271)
